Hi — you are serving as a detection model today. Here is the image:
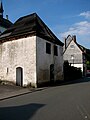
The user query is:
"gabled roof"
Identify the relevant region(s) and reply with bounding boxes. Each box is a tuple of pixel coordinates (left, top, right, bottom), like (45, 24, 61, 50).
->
(77, 44, 86, 53)
(0, 13, 63, 46)
(63, 35, 90, 60)
(0, 17, 13, 28)
(63, 35, 86, 53)
(63, 40, 82, 54)
(0, 0, 13, 29)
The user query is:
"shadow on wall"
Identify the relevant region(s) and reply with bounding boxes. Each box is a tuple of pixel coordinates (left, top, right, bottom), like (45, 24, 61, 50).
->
(0, 103, 45, 120)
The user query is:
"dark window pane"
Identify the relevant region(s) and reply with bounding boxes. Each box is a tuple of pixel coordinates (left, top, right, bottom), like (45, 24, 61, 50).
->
(54, 45, 58, 56)
(46, 42, 51, 54)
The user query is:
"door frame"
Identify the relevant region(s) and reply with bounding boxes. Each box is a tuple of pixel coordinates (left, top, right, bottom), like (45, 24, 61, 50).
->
(16, 67, 23, 86)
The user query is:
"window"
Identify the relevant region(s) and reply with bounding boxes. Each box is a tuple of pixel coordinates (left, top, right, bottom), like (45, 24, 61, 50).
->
(54, 45, 58, 56)
(46, 42, 51, 54)
(70, 45, 75, 49)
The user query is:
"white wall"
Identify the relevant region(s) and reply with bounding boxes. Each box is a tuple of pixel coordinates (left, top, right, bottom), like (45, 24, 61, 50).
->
(71, 63, 87, 76)
(0, 35, 63, 87)
(0, 36, 37, 87)
(36, 37, 63, 85)
(64, 41, 83, 64)
(64, 40, 87, 76)
(71, 64, 83, 71)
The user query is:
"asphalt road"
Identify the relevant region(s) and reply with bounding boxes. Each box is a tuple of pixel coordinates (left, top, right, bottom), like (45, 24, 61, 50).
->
(0, 77, 90, 120)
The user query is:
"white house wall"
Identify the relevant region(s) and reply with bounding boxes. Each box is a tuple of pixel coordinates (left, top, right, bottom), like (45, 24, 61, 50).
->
(71, 63, 87, 76)
(63, 40, 87, 75)
(64, 41, 83, 64)
(71, 64, 83, 71)
(0, 36, 37, 87)
(36, 36, 63, 85)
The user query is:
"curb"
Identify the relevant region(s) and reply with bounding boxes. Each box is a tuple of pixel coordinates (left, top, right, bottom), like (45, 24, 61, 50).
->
(0, 88, 45, 101)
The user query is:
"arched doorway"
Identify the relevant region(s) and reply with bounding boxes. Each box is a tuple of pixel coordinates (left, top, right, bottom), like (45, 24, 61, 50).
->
(16, 67, 23, 86)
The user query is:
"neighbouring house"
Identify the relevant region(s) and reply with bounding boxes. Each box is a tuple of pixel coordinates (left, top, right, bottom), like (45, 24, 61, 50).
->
(0, 0, 13, 34)
(85, 48, 90, 76)
(0, 13, 64, 87)
(63, 35, 90, 76)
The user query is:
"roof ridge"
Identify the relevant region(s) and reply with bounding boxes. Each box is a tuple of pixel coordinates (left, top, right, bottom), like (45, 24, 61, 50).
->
(0, 13, 63, 46)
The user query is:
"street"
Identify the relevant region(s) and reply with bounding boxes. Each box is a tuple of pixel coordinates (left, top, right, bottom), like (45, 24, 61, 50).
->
(0, 77, 90, 120)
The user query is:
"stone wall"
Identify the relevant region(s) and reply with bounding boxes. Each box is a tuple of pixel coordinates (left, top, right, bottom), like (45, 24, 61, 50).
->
(0, 35, 64, 87)
(0, 36, 37, 87)
(36, 37, 63, 85)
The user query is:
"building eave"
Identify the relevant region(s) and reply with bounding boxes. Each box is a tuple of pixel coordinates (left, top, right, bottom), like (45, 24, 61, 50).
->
(0, 31, 64, 46)
(0, 13, 64, 46)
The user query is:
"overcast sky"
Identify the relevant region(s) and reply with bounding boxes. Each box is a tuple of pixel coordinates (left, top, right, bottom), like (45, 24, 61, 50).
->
(2, 0, 90, 49)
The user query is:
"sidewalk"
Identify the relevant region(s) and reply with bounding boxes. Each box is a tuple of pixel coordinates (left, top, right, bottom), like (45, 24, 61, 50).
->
(0, 77, 89, 101)
(0, 85, 30, 101)
(0, 84, 44, 101)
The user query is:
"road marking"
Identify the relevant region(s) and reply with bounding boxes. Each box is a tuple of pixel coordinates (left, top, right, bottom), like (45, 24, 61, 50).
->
(77, 104, 90, 120)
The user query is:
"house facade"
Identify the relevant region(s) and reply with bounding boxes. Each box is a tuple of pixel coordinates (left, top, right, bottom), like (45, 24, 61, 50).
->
(0, 1, 13, 34)
(63, 35, 87, 76)
(0, 13, 64, 87)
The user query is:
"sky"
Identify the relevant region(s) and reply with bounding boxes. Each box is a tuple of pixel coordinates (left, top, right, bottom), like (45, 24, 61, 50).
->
(2, 0, 90, 49)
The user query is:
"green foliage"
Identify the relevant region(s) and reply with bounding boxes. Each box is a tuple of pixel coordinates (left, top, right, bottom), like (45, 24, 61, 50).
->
(86, 61, 90, 69)
(86, 61, 90, 65)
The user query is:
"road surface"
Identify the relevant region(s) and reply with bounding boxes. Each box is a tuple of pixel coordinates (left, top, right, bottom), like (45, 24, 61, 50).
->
(0, 77, 90, 120)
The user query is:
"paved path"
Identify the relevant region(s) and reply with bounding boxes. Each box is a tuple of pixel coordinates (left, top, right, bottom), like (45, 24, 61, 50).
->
(0, 84, 45, 100)
(0, 84, 31, 100)
(0, 77, 90, 120)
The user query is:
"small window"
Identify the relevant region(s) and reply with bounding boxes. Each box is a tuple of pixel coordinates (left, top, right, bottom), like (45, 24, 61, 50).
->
(70, 45, 75, 49)
(46, 42, 51, 54)
(54, 45, 58, 56)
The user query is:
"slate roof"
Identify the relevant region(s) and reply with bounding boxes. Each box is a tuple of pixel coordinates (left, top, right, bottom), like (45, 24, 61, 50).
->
(0, 17, 13, 28)
(0, 13, 63, 46)
(78, 44, 90, 60)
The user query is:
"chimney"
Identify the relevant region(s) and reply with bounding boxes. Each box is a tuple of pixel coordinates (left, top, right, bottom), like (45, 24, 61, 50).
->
(64, 37, 67, 50)
(72, 35, 76, 42)
(6, 15, 8, 20)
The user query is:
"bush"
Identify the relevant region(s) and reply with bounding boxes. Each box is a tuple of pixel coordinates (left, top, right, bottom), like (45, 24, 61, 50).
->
(63, 61, 82, 81)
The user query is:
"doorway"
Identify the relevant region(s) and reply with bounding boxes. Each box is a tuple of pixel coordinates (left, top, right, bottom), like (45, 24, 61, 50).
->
(16, 67, 23, 86)
(50, 64, 54, 83)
